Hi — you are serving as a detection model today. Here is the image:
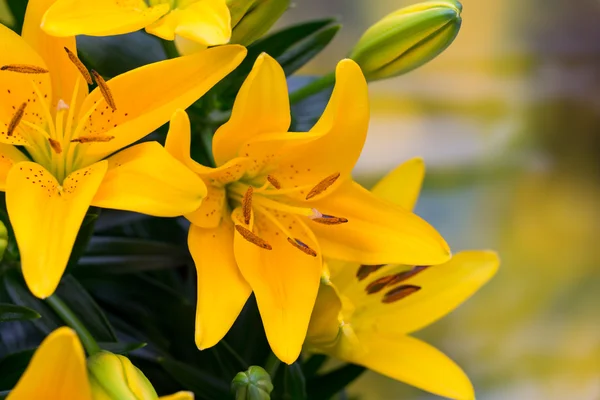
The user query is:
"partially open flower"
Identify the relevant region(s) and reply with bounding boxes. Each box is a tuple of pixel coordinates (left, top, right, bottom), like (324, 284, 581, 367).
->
(227, 0, 289, 45)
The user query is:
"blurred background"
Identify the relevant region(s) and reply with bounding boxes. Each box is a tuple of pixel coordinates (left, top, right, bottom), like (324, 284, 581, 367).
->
(282, 0, 600, 399)
(1, 0, 599, 398)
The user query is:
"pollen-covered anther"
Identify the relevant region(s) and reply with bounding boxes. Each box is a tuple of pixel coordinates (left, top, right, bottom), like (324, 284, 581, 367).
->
(311, 214, 348, 225)
(242, 186, 253, 225)
(0, 64, 49, 74)
(287, 237, 317, 257)
(356, 264, 385, 281)
(7, 102, 27, 136)
(235, 225, 272, 250)
(267, 175, 281, 189)
(48, 138, 62, 154)
(306, 172, 341, 200)
(382, 285, 421, 304)
(91, 70, 117, 111)
(64, 47, 93, 84)
(71, 135, 115, 143)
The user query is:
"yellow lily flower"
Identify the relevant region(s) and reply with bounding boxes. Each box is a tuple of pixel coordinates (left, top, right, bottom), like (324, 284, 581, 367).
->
(7, 327, 193, 400)
(41, 0, 231, 48)
(305, 158, 500, 400)
(0, 0, 246, 299)
(164, 54, 451, 364)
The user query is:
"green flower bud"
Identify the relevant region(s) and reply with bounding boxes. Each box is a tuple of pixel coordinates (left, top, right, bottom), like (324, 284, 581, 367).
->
(349, 0, 462, 81)
(87, 351, 158, 400)
(0, 221, 7, 262)
(231, 366, 274, 400)
(227, 0, 289, 46)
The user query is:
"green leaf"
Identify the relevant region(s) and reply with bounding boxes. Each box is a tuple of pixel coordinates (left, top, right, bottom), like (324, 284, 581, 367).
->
(302, 354, 327, 378)
(0, 349, 34, 391)
(55, 275, 117, 342)
(76, 236, 190, 274)
(306, 364, 365, 400)
(278, 24, 341, 76)
(0, 303, 40, 323)
(5, 0, 26, 33)
(159, 357, 231, 400)
(3, 270, 61, 334)
(65, 208, 100, 273)
(272, 363, 307, 400)
(98, 341, 147, 354)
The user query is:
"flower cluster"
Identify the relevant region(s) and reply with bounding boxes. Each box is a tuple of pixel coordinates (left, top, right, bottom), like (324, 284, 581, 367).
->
(0, 0, 497, 399)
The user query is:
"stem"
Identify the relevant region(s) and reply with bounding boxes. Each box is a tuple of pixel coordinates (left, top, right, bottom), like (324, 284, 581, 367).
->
(289, 72, 335, 105)
(46, 294, 101, 356)
(264, 352, 281, 377)
(161, 39, 180, 59)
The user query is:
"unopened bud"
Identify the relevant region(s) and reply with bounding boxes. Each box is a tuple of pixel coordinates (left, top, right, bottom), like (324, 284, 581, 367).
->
(87, 351, 158, 400)
(227, 0, 289, 45)
(0, 221, 7, 262)
(231, 366, 273, 400)
(349, 0, 462, 80)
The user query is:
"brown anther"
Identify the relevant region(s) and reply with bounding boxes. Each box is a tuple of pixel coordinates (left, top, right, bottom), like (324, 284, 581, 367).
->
(287, 237, 317, 257)
(7, 102, 27, 136)
(91, 70, 116, 110)
(48, 138, 62, 154)
(356, 264, 385, 281)
(312, 214, 348, 225)
(64, 47, 93, 84)
(71, 135, 114, 143)
(387, 266, 429, 285)
(365, 275, 398, 294)
(267, 175, 281, 189)
(242, 186, 253, 225)
(1, 64, 49, 74)
(306, 172, 340, 200)
(235, 225, 272, 250)
(382, 285, 421, 303)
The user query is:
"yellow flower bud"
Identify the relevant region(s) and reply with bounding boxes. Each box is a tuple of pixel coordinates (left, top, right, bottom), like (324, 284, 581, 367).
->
(349, 0, 462, 81)
(227, 0, 289, 46)
(87, 351, 158, 400)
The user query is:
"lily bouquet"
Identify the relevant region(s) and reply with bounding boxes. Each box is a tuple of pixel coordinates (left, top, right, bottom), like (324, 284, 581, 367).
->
(0, 0, 498, 399)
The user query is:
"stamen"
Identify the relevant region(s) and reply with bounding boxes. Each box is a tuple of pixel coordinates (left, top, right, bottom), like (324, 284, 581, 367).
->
(91, 70, 117, 111)
(71, 135, 114, 143)
(235, 225, 272, 250)
(356, 264, 385, 281)
(267, 175, 281, 189)
(48, 138, 62, 154)
(311, 214, 348, 225)
(306, 172, 340, 200)
(287, 237, 317, 257)
(1, 64, 48, 74)
(365, 275, 399, 294)
(382, 285, 421, 303)
(7, 102, 26, 136)
(242, 187, 253, 225)
(388, 266, 429, 284)
(64, 47, 93, 84)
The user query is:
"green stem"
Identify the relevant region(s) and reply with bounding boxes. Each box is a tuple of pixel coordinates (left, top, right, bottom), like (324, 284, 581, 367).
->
(161, 39, 180, 59)
(264, 352, 281, 377)
(289, 72, 335, 105)
(46, 294, 101, 356)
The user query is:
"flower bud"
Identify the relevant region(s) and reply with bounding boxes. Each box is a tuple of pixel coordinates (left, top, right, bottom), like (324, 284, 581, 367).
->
(227, 0, 289, 46)
(0, 221, 7, 262)
(231, 366, 273, 400)
(87, 351, 158, 400)
(349, 0, 462, 81)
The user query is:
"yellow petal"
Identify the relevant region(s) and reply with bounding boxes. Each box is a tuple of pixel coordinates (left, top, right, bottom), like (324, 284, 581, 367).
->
(189, 221, 251, 350)
(159, 392, 194, 400)
(305, 283, 342, 349)
(0, 145, 29, 190)
(309, 181, 450, 266)
(7, 327, 92, 400)
(22, 0, 88, 111)
(7, 161, 107, 298)
(371, 157, 425, 211)
(92, 141, 206, 217)
(261, 59, 369, 198)
(362, 250, 499, 335)
(213, 53, 290, 167)
(344, 332, 474, 400)
(146, 0, 231, 45)
(77, 44, 246, 162)
(42, 0, 170, 37)
(233, 208, 322, 364)
(0, 24, 52, 147)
